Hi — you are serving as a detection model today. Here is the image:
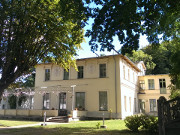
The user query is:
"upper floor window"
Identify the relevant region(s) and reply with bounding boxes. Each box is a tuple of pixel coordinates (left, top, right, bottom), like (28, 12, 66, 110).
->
(148, 79, 155, 90)
(45, 69, 50, 81)
(63, 69, 69, 80)
(99, 64, 106, 78)
(128, 69, 130, 81)
(159, 79, 166, 94)
(99, 91, 108, 111)
(78, 66, 84, 79)
(139, 80, 145, 90)
(123, 66, 125, 79)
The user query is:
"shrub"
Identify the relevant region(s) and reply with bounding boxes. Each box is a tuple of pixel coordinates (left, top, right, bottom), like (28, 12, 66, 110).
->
(124, 114, 158, 133)
(124, 115, 141, 132)
(143, 115, 158, 133)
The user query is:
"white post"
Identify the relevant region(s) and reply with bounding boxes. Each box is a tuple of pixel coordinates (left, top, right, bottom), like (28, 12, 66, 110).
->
(71, 85, 76, 111)
(43, 111, 46, 126)
(103, 111, 105, 126)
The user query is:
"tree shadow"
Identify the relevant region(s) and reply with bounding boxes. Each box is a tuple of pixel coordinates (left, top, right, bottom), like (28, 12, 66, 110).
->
(0, 126, 156, 135)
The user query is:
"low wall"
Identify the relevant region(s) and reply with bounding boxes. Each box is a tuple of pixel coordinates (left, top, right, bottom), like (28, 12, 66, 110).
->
(0, 109, 58, 117)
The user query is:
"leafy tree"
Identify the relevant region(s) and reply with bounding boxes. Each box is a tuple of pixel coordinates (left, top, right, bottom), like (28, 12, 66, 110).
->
(86, 0, 180, 54)
(170, 38, 180, 86)
(169, 38, 180, 99)
(142, 42, 172, 74)
(8, 68, 35, 89)
(126, 50, 156, 75)
(0, 0, 88, 97)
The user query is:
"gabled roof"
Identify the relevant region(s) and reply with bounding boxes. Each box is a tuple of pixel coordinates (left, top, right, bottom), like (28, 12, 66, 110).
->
(136, 61, 146, 70)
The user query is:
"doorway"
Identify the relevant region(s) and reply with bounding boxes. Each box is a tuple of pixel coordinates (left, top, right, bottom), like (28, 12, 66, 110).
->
(59, 92, 67, 116)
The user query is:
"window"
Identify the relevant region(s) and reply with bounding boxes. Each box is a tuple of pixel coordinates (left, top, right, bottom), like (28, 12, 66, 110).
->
(129, 97, 131, 112)
(139, 99, 145, 113)
(45, 69, 50, 81)
(139, 80, 145, 90)
(43, 93, 50, 109)
(78, 66, 84, 79)
(128, 69, 130, 81)
(159, 79, 166, 94)
(148, 79, 155, 90)
(133, 72, 135, 83)
(63, 69, 69, 80)
(99, 64, 106, 78)
(149, 99, 157, 112)
(123, 66, 125, 79)
(59, 93, 66, 109)
(134, 98, 137, 112)
(124, 96, 127, 112)
(99, 91, 108, 111)
(75, 92, 85, 110)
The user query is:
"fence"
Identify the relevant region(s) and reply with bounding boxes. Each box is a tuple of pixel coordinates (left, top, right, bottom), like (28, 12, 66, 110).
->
(0, 109, 58, 117)
(158, 96, 180, 135)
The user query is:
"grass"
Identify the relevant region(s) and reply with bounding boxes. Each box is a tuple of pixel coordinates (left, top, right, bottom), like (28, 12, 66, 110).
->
(0, 120, 40, 127)
(0, 120, 151, 135)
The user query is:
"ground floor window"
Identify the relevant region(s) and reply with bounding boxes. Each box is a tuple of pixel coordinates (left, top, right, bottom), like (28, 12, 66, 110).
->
(134, 98, 137, 112)
(99, 91, 108, 111)
(129, 97, 131, 112)
(149, 99, 157, 112)
(139, 99, 145, 113)
(75, 92, 85, 110)
(43, 93, 50, 110)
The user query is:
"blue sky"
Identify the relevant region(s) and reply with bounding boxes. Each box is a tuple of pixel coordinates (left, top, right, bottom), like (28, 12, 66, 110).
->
(75, 2, 150, 59)
(76, 19, 149, 59)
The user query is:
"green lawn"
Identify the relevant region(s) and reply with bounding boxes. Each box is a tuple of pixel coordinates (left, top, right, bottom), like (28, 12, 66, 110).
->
(0, 120, 150, 135)
(0, 120, 40, 127)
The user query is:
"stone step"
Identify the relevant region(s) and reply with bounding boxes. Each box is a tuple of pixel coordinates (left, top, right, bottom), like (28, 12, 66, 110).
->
(46, 116, 68, 123)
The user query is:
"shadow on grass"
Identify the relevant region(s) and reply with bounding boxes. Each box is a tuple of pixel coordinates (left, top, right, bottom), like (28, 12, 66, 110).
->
(0, 126, 156, 135)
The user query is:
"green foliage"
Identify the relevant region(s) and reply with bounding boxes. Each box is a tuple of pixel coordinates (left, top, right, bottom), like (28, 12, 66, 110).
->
(142, 42, 172, 74)
(169, 38, 180, 89)
(124, 115, 158, 133)
(0, 0, 88, 96)
(86, 0, 180, 54)
(124, 115, 141, 132)
(140, 115, 158, 133)
(8, 95, 17, 109)
(169, 84, 180, 99)
(8, 68, 36, 89)
(126, 50, 156, 75)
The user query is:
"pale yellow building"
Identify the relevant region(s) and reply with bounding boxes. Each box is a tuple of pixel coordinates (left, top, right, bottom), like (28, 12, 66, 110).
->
(33, 55, 171, 119)
(138, 74, 171, 116)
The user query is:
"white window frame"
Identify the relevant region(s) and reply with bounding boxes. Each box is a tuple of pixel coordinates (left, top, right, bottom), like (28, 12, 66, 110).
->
(149, 99, 157, 112)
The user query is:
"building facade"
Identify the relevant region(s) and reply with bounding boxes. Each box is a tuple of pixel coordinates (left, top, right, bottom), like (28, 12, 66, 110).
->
(138, 74, 171, 116)
(33, 55, 171, 119)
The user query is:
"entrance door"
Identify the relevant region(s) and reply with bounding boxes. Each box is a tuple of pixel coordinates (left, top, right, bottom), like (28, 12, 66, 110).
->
(59, 93, 67, 116)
